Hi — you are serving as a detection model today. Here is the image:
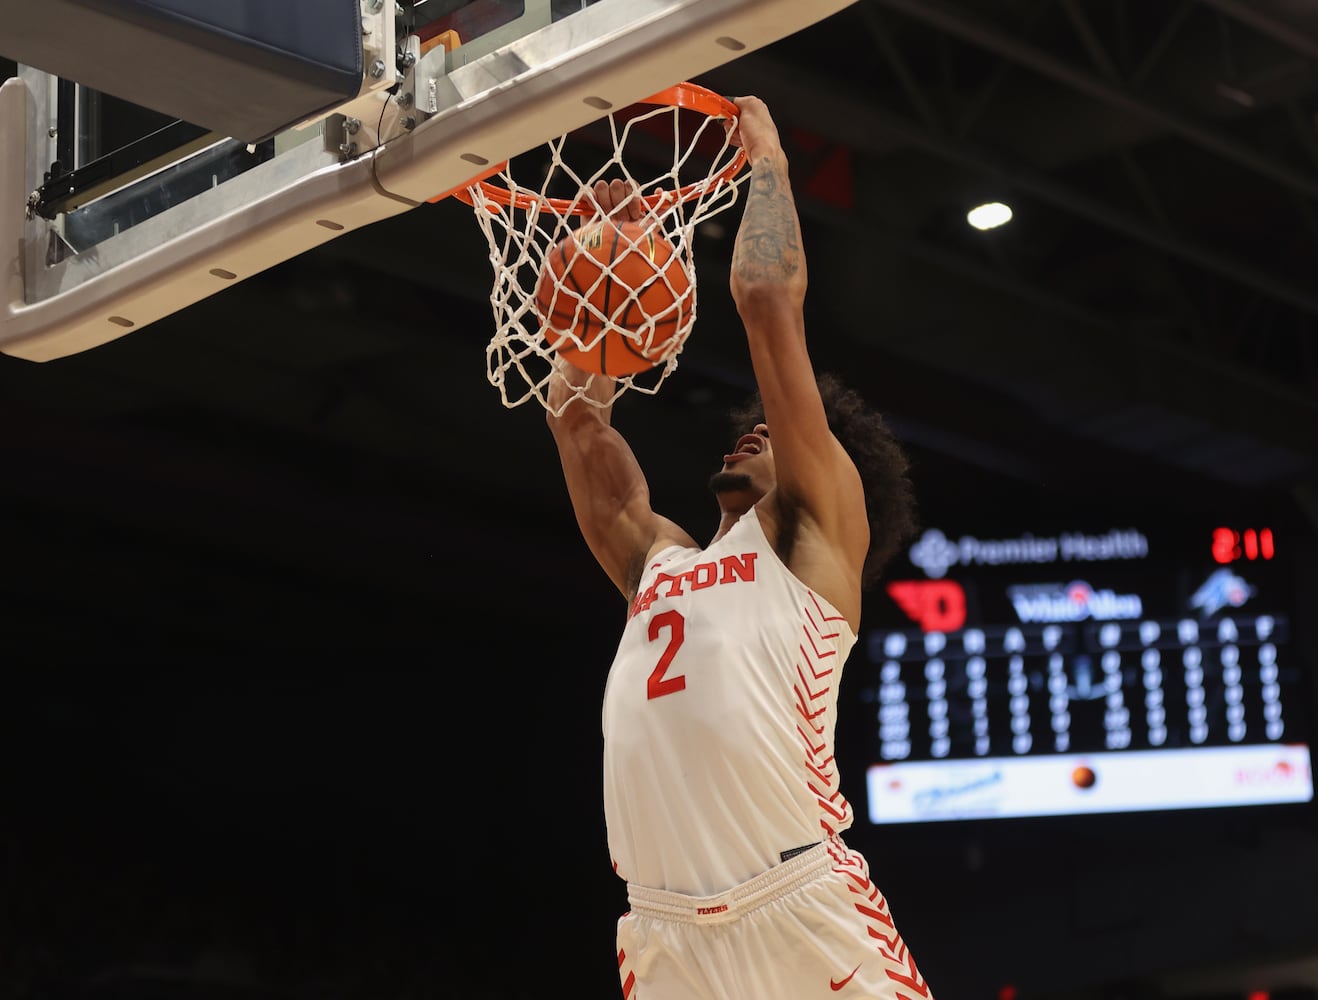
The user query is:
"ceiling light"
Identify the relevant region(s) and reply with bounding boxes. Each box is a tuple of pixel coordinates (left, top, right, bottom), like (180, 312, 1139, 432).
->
(967, 202, 1013, 231)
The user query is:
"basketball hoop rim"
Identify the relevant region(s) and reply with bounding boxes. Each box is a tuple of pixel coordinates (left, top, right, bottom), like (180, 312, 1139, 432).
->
(453, 82, 747, 216)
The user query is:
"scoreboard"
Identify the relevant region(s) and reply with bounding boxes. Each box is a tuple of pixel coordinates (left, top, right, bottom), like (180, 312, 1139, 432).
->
(856, 517, 1315, 824)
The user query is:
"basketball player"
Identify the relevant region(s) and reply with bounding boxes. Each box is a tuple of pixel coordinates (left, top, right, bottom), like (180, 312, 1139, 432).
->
(544, 96, 928, 999)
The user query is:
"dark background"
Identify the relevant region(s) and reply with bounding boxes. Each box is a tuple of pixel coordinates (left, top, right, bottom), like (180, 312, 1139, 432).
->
(4, 1, 1318, 997)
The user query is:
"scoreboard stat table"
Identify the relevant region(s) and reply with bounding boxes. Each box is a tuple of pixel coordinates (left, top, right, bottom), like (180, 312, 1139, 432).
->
(857, 521, 1314, 822)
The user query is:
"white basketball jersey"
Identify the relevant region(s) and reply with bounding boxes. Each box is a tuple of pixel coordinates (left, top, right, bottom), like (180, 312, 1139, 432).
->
(601, 504, 858, 897)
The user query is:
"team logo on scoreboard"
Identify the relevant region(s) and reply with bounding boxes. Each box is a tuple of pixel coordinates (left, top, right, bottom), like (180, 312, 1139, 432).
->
(886, 579, 967, 632)
(1006, 579, 1143, 623)
(1189, 567, 1256, 617)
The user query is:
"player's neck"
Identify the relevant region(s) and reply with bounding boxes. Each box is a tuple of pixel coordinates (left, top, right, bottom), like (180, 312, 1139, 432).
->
(710, 502, 753, 544)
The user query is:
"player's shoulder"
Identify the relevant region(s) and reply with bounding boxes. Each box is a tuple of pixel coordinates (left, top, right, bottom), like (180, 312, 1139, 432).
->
(622, 522, 700, 597)
(644, 529, 701, 570)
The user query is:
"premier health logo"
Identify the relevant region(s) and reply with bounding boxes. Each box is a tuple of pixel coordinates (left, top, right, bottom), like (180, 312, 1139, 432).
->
(908, 529, 961, 579)
(908, 527, 1148, 579)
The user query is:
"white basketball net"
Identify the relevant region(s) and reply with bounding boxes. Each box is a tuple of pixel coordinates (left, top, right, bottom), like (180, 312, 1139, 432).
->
(462, 91, 750, 415)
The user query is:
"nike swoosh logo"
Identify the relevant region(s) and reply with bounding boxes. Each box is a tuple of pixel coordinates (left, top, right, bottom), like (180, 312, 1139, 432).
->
(830, 964, 861, 991)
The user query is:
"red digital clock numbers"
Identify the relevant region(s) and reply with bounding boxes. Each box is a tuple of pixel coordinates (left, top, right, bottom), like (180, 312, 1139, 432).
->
(1212, 526, 1275, 564)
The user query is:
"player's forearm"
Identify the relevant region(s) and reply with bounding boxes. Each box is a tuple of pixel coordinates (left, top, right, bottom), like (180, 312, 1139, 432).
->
(547, 411, 656, 598)
(545, 361, 645, 525)
(730, 150, 807, 307)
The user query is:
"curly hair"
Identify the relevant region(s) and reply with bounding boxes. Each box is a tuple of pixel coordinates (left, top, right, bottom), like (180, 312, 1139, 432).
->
(728, 373, 919, 589)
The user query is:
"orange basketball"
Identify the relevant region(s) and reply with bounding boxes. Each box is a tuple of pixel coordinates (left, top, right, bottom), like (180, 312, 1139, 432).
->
(535, 219, 692, 376)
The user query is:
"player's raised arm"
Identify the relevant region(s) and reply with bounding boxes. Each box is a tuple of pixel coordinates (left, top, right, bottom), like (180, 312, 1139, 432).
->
(727, 97, 867, 554)
(544, 181, 698, 600)
(545, 360, 692, 599)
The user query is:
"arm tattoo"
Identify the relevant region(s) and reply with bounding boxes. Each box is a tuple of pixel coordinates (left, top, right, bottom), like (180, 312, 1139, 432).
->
(732, 156, 802, 283)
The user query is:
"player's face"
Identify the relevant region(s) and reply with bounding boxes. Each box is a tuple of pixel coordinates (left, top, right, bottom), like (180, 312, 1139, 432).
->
(708, 422, 774, 498)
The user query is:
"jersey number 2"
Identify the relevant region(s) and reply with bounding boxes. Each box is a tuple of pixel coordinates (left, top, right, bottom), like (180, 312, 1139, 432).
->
(647, 610, 686, 700)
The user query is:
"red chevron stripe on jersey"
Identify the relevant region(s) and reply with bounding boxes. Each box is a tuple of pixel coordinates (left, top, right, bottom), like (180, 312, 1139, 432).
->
(794, 594, 853, 836)
(808, 590, 846, 631)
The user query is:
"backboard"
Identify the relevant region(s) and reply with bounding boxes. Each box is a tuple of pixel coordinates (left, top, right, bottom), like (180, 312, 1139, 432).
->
(1, 0, 860, 362)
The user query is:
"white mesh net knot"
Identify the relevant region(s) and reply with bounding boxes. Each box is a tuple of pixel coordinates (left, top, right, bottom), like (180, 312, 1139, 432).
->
(460, 84, 750, 416)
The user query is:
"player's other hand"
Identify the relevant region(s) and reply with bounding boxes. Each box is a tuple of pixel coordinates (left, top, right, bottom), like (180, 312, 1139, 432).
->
(593, 178, 643, 223)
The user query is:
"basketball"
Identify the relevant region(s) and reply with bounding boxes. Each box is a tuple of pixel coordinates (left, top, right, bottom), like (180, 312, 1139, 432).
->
(535, 219, 692, 376)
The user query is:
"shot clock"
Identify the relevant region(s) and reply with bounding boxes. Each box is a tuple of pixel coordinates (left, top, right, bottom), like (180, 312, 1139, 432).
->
(1212, 526, 1275, 564)
(859, 516, 1314, 824)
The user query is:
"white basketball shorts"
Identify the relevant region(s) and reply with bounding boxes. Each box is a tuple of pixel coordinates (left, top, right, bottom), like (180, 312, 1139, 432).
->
(615, 837, 933, 999)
